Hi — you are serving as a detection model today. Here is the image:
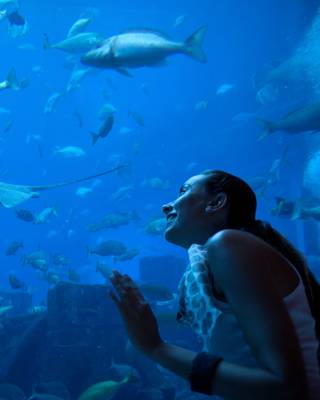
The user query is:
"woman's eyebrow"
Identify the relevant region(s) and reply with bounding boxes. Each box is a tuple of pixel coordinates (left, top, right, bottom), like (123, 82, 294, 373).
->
(179, 183, 191, 193)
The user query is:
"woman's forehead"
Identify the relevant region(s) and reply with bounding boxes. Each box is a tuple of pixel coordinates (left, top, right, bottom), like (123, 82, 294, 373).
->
(183, 174, 207, 188)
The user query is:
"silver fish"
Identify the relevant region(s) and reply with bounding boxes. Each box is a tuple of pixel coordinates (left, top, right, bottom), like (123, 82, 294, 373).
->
(258, 101, 320, 139)
(81, 26, 207, 75)
(44, 32, 104, 54)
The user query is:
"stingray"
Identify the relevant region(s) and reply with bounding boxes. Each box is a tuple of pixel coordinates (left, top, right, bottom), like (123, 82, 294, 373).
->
(0, 164, 126, 208)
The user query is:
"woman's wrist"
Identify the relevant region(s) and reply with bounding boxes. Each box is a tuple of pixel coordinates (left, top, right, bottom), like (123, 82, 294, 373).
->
(149, 339, 167, 362)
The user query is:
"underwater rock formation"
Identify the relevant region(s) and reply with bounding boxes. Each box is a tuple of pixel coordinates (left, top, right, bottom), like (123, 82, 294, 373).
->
(0, 283, 126, 398)
(0, 282, 192, 399)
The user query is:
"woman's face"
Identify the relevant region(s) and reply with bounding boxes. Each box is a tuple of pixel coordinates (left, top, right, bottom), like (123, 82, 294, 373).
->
(162, 174, 226, 248)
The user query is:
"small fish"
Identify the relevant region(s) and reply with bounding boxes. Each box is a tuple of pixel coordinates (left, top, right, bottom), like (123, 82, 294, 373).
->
(73, 109, 84, 128)
(128, 110, 144, 127)
(34, 206, 58, 224)
(44, 92, 63, 114)
(173, 14, 188, 28)
(98, 103, 117, 120)
(291, 203, 320, 222)
(88, 240, 127, 257)
(216, 83, 235, 96)
(0, 9, 6, 22)
(42, 271, 60, 285)
(9, 273, 25, 289)
(145, 217, 167, 235)
(54, 146, 86, 158)
(91, 114, 114, 145)
(195, 100, 208, 111)
(23, 251, 49, 271)
(52, 253, 70, 266)
(18, 43, 36, 51)
(0, 106, 11, 115)
(111, 186, 134, 201)
(76, 186, 93, 197)
(15, 208, 35, 222)
(78, 373, 135, 400)
(141, 177, 170, 190)
(44, 32, 104, 54)
(6, 240, 23, 256)
(271, 197, 296, 218)
(28, 305, 47, 314)
(108, 359, 141, 382)
(118, 126, 133, 135)
(67, 68, 90, 93)
(0, 67, 20, 91)
(0, 305, 13, 316)
(88, 211, 139, 232)
(96, 260, 112, 279)
(257, 101, 320, 140)
(67, 17, 91, 38)
(81, 26, 208, 74)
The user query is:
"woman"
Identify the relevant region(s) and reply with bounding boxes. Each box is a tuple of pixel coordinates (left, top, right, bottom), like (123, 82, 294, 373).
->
(109, 170, 320, 399)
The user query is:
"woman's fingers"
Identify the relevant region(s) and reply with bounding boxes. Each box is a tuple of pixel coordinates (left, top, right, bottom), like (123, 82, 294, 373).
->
(111, 271, 146, 304)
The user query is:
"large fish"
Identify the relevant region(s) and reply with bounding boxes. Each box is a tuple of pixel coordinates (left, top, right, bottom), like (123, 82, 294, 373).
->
(81, 26, 207, 75)
(257, 101, 320, 139)
(44, 32, 104, 54)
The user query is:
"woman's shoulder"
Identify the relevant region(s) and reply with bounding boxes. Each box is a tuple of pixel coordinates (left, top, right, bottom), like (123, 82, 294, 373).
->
(205, 228, 267, 252)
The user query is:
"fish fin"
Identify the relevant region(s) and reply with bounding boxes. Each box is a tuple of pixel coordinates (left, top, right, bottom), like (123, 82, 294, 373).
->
(43, 33, 50, 50)
(6, 67, 19, 90)
(91, 132, 99, 145)
(256, 118, 276, 140)
(115, 67, 133, 77)
(184, 25, 207, 63)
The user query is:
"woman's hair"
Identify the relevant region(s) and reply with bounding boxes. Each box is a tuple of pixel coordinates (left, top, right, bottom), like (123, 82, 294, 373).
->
(202, 169, 320, 346)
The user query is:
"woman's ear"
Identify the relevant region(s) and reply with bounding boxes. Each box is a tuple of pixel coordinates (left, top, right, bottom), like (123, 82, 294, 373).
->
(205, 193, 227, 213)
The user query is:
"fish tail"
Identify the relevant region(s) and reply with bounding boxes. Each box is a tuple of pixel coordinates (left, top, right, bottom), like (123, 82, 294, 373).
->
(291, 202, 302, 220)
(124, 369, 139, 385)
(91, 132, 99, 145)
(43, 33, 50, 50)
(6, 67, 19, 90)
(184, 25, 207, 63)
(256, 118, 276, 140)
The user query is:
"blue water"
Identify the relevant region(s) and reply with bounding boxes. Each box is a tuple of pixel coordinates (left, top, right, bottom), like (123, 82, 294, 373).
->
(0, 0, 320, 397)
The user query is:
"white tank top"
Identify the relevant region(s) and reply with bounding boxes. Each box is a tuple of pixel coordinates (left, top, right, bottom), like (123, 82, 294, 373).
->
(176, 244, 320, 399)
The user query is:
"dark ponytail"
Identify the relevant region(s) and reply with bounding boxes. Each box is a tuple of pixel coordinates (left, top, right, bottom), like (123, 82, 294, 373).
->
(242, 220, 320, 344)
(202, 169, 320, 350)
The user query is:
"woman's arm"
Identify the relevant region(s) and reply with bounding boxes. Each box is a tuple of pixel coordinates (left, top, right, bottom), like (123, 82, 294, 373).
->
(150, 341, 303, 400)
(109, 227, 310, 400)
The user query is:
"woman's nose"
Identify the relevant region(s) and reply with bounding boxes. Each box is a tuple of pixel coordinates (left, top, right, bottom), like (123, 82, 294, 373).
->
(162, 203, 173, 215)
